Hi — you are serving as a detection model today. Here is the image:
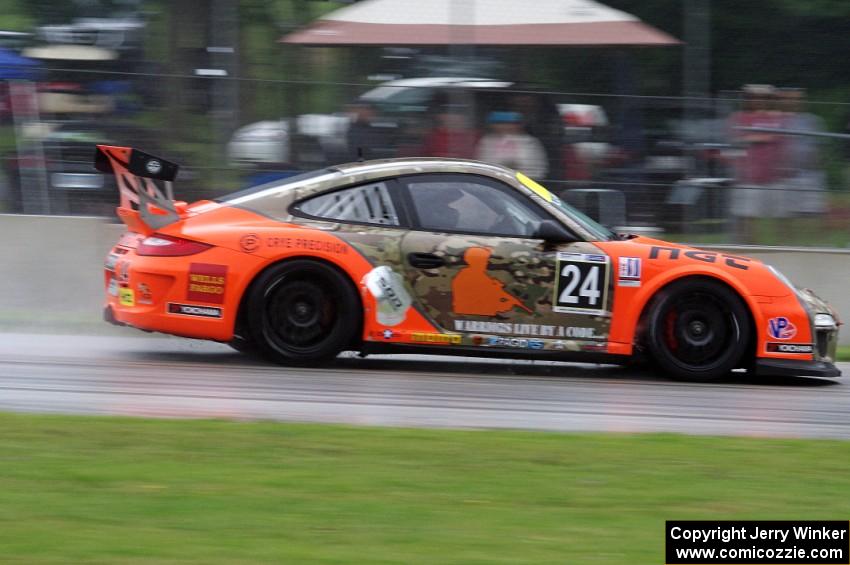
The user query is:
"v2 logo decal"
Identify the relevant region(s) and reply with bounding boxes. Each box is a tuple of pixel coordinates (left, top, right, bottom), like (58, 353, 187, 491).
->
(768, 317, 797, 340)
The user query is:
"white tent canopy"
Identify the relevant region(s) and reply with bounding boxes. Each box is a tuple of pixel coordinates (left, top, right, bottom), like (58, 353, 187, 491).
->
(282, 0, 678, 46)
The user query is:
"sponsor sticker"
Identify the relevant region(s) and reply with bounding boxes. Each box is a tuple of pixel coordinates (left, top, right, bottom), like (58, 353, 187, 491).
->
(187, 263, 227, 304)
(768, 316, 797, 340)
(516, 172, 554, 202)
(553, 252, 610, 315)
(411, 332, 462, 345)
(239, 233, 260, 253)
(767, 342, 814, 354)
(167, 303, 223, 318)
(363, 266, 412, 327)
(452, 320, 600, 339)
(266, 237, 348, 254)
(137, 282, 153, 305)
(382, 329, 394, 339)
(115, 259, 130, 282)
(104, 252, 120, 271)
(649, 245, 751, 270)
(116, 233, 141, 248)
(119, 287, 134, 307)
(618, 256, 641, 287)
(107, 277, 118, 296)
(485, 336, 545, 350)
(145, 159, 162, 175)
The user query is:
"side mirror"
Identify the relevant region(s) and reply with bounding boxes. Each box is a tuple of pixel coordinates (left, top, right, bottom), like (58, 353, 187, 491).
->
(534, 220, 575, 244)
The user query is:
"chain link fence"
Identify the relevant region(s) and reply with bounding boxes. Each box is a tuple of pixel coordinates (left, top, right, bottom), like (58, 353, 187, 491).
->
(0, 67, 847, 248)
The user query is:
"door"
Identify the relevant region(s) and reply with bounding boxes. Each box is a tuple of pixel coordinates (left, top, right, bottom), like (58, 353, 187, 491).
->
(398, 173, 613, 349)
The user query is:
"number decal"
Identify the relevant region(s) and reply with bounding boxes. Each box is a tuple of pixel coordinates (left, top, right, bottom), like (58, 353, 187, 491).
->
(557, 264, 581, 304)
(553, 253, 610, 314)
(579, 265, 601, 305)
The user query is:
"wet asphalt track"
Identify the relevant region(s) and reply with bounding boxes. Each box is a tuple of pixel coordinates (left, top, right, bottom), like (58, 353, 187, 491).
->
(0, 332, 847, 438)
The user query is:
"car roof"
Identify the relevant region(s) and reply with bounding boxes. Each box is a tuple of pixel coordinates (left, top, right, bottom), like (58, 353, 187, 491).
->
(221, 158, 518, 206)
(331, 157, 515, 178)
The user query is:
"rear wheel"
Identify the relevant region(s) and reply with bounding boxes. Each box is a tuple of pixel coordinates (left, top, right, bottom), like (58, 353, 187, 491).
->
(646, 279, 751, 381)
(246, 260, 360, 364)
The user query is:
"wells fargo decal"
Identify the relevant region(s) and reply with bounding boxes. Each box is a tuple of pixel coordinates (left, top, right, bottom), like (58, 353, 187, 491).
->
(187, 263, 227, 304)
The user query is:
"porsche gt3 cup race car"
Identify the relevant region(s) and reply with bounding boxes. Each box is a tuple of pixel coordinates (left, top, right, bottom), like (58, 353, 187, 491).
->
(97, 145, 841, 381)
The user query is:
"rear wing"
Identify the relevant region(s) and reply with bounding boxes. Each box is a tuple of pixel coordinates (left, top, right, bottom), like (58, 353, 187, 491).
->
(94, 145, 183, 234)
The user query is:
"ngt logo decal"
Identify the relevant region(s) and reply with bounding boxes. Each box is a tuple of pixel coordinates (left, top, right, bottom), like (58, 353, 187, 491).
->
(768, 316, 797, 340)
(649, 246, 751, 270)
(167, 303, 222, 318)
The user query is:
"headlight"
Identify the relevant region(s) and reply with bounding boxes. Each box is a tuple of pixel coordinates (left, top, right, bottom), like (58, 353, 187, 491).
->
(766, 264, 797, 293)
(814, 313, 837, 329)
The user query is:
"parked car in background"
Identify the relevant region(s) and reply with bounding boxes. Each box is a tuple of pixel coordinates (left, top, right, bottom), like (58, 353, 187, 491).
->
(227, 114, 348, 170)
(227, 77, 567, 180)
(4, 121, 202, 216)
(354, 77, 566, 178)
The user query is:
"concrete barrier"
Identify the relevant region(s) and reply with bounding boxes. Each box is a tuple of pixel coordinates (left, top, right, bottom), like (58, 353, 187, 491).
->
(0, 214, 122, 330)
(1, 214, 848, 343)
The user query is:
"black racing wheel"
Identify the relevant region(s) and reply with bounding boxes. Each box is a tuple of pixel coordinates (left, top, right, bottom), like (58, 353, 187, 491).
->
(646, 278, 751, 381)
(246, 259, 361, 364)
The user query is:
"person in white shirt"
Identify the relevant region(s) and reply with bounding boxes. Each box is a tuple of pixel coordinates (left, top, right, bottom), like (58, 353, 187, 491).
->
(475, 111, 549, 179)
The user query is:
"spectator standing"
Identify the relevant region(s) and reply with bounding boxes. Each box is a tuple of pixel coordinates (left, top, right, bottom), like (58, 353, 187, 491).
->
(779, 88, 827, 218)
(728, 84, 787, 243)
(419, 104, 479, 159)
(476, 111, 548, 179)
(345, 102, 384, 161)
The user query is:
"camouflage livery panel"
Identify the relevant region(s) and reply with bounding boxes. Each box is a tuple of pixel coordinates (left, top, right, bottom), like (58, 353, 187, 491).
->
(398, 231, 613, 346)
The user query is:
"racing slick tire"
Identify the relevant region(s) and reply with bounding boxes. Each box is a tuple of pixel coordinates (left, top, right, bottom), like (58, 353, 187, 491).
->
(246, 259, 360, 364)
(646, 278, 751, 382)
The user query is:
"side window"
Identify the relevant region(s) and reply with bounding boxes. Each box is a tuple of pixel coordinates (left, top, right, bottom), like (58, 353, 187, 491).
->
(294, 181, 400, 226)
(405, 175, 546, 237)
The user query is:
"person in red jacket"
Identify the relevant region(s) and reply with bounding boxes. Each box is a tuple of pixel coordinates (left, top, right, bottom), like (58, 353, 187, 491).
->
(420, 104, 479, 159)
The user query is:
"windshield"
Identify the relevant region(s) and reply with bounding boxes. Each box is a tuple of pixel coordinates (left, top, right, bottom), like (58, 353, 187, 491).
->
(515, 173, 614, 241)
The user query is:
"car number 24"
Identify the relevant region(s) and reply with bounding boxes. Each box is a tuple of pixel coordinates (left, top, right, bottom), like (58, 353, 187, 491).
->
(553, 252, 610, 315)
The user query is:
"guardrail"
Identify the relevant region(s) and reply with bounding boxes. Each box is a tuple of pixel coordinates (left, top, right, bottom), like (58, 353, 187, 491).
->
(1, 214, 847, 344)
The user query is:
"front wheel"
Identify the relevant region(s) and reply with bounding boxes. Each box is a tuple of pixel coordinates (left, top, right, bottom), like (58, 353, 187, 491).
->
(646, 279, 751, 381)
(246, 260, 361, 364)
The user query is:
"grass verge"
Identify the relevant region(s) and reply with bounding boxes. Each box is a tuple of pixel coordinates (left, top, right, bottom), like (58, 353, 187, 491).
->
(1, 414, 850, 563)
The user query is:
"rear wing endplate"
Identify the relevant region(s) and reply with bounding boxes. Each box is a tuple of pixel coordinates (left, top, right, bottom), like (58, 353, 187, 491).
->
(94, 145, 182, 233)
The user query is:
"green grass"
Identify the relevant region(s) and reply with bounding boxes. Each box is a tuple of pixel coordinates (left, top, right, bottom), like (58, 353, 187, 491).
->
(2, 415, 850, 563)
(838, 345, 850, 361)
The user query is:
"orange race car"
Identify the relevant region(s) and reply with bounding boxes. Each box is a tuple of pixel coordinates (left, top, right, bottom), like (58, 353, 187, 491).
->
(97, 145, 841, 381)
